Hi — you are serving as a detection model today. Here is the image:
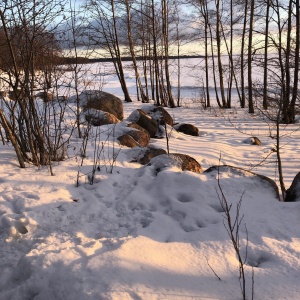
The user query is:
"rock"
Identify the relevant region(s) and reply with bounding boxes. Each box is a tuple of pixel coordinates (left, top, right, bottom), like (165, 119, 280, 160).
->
(117, 134, 140, 148)
(125, 128, 150, 147)
(285, 172, 300, 202)
(117, 123, 150, 147)
(204, 165, 280, 199)
(126, 146, 166, 164)
(84, 109, 120, 126)
(155, 107, 173, 126)
(80, 90, 124, 120)
(126, 123, 150, 136)
(128, 109, 158, 138)
(138, 147, 167, 165)
(172, 153, 203, 173)
(35, 91, 54, 102)
(243, 137, 262, 146)
(175, 123, 199, 137)
(148, 153, 202, 174)
(144, 106, 174, 126)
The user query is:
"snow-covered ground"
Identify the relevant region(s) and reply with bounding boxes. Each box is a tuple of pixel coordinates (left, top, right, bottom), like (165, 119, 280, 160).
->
(1, 61, 300, 300)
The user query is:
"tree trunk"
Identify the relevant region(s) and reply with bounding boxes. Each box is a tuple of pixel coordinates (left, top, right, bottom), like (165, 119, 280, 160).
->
(240, 0, 248, 108)
(248, 0, 255, 113)
(289, 0, 299, 122)
(216, 0, 226, 108)
(283, 0, 293, 123)
(125, 0, 147, 102)
(111, 0, 132, 102)
(202, 2, 210, 108)
(162, 0, 175, 107)
(208, 22, 222, 108)
(151, 0, 160, 106)
(263, 0, 270, 110)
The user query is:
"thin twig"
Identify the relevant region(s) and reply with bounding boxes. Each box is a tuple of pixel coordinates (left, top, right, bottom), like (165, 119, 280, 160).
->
(205, 256, 221, 281)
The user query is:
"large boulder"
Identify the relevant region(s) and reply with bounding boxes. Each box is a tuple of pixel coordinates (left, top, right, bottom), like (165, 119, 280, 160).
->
(128, 109, 158, 138)
(125, 128, 150, 147)
(174, 123, 199, 137)
(126, 146, 167, 164)
(143, 106, 174, 127)
(285, 172, 300, 202)
(204, 165, 280, 199)
(148, 153, 202, 174)
(84, 109, 120, 126)
(126, 123, 150, 136)
(80, 90, 124, 120)
(155, 107, 173, 126)
(138, 147, 167, 165)
(117, 134, 140, 148)
(173, 154, 202, 173)
(117, 123, 150, 148)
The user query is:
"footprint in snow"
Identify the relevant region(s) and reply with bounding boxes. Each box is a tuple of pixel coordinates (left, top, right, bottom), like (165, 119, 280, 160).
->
(14, 221, 28, 235)
(12, 204, 22, 215)
(195, 219, 206, 228)
(177, 193, 192, 203)
(1, 215, 28, 237)
(245, 250, 275, 268)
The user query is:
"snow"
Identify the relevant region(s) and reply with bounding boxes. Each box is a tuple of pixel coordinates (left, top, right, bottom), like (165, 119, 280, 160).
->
(1, 64, 300, 299)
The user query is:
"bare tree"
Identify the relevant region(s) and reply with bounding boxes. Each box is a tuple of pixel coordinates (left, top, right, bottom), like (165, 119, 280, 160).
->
(289, 0, 300, 122)
(87, 0, 132, 102)
(240, 0, 249, 109)
(262, 0, 271, 110)
(161, 0, 176, 107)
(216, 0, 227, 108)
(124, 0, 148, 102)
(247, 0, 255, 113)
(0, 0, 68, 168)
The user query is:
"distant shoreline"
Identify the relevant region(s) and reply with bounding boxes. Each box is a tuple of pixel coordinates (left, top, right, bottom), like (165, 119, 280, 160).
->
(60, 55, 205, 64)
